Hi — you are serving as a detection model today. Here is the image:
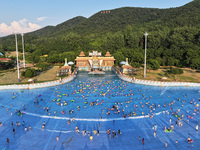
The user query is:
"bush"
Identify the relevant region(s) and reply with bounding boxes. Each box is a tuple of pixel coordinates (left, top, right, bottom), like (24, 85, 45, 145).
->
(148, 59, 160, 70)
(21, 71, 25, 76)
(0, 61, 15, 70)
(132, 62, 141, 68)
(36, 62, 48, 71)
(168, 67, 184, 74)
(22, 69, 37, 78)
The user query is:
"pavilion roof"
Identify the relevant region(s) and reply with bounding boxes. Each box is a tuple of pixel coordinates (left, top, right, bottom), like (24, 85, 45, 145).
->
(105, 51, 111, 57)
(122, 65, 133, 69)
(60, 66, 71, 69)
(79, 51, 85, 57)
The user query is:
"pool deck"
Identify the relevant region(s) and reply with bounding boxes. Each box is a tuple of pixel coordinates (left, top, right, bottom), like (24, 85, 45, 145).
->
(0, 67, 200, 90)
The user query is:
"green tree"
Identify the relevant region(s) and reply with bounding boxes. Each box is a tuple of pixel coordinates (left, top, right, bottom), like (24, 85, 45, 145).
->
(113, 51, 125, 66)
(148, 59, 160, 70)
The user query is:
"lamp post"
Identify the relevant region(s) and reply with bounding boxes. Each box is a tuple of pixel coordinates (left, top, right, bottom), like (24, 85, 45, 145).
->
(144, 32, 148, 78)
(15, 34, 20, 82)
(21, 33, 25, 68)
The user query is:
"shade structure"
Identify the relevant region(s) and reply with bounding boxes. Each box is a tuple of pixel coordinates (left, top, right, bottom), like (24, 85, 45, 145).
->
(162, 77, 167, 80)
(120, 61, 126, 65)
(28, 79, 34, 82)
(68, 61, 74, 65)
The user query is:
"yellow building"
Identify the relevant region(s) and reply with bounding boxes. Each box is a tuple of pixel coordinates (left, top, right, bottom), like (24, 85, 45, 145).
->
(75, 51, 115, 71)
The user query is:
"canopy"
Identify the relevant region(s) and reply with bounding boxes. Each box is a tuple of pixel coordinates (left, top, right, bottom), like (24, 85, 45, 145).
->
(28, 79, 34, 82)
(68, 61, 74, 65)
(120, 61, 126, 65)
(162, 77, 167, 80)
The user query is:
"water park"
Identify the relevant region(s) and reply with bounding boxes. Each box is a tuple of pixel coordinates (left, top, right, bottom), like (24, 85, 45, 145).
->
(0, 69, 200, 150)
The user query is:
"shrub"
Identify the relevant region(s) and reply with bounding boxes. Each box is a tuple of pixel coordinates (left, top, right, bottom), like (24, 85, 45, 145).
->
(22, 69, 37, 78)
(168, 67, 184, 74)
(195, 70, 200, 73)
(36, 62, 48, 71)
(132, 62, 141, 68)
(148, 59, 160, 70)
(21, 71, 25, 76)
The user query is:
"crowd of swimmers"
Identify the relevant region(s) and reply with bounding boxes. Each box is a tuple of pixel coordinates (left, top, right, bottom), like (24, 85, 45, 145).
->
(0, 79, 199, 148)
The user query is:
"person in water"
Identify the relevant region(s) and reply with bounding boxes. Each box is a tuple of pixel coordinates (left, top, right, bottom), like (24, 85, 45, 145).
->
(188, 137, 190, 143)
(165, 142, 168, 148)
(7, 138, 9, 144)
(13, 128, 15, 134)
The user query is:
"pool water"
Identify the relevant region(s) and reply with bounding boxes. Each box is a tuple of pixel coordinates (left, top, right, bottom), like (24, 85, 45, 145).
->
(0, 71, 200, 150)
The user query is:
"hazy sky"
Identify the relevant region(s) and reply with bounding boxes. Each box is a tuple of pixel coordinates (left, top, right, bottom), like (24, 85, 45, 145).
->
(0, 0, 193, 37)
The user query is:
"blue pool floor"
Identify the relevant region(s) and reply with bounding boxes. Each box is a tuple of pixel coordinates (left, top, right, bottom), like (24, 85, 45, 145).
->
(0, 71, 200, 150)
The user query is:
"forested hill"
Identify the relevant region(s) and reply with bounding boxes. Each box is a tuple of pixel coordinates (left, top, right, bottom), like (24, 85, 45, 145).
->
(0, 0, 200, 69)
(28, 16, 87, 37)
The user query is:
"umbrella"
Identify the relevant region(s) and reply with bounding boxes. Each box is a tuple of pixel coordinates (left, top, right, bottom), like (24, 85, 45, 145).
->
(28, 79, 34, 82)
(120, 61, 126, 65)
(162, 77, 167, 80)
(68, 61, 74, 65)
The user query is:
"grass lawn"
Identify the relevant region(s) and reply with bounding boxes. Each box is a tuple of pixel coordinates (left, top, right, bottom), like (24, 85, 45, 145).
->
(0, 66, 60, 85)
(130, 68, 200, 83)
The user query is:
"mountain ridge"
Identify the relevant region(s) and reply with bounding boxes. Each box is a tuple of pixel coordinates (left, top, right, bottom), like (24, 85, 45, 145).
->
(0, 0, 200, 69)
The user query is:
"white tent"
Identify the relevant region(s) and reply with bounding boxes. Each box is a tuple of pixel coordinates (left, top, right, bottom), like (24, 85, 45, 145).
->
(120, 61, 126, 65)
(68, 61, 74, 65)
(28, 79, 34, 82)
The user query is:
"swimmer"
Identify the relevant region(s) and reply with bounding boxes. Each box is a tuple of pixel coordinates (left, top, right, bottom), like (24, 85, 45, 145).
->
(188, 137, 190, 143)
(13, 128, 15, 134)
(165, 142, 168, 148)
(90, 135, 93, 141)
(56, 136, 59, 141)
(7, 138, 9, 144)
(93, 130, 97, 134)
(164, 126, 166, 132)
(116, 129, 121, 135)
